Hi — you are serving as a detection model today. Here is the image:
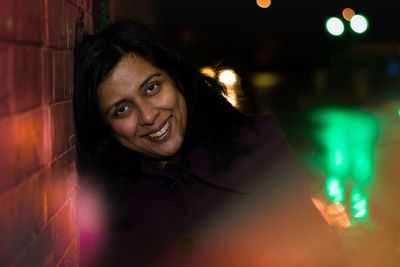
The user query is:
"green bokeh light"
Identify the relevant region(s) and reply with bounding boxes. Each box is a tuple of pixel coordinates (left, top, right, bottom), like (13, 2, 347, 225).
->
(326, 176, 345, 203)
(310, 108, 379, 221)
(351, 188, 368, 220)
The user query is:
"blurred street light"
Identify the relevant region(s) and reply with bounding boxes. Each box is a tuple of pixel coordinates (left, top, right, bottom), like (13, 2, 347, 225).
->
(326, 17, 345, 36)
(350, 14, 369, 34)
(256, 0, 271, 9)
(342, 7, 355, 22)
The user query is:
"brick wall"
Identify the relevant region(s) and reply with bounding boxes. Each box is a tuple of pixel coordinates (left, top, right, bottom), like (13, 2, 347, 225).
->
(109, 0, 157, 26)
(0, 1, 93, 266)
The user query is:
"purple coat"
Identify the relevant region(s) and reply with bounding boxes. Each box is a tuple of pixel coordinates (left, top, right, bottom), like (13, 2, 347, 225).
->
(79, 115, 346, 267)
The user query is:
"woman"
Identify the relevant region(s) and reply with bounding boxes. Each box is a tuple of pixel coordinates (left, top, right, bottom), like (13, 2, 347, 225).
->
(74, 20, 346, 267)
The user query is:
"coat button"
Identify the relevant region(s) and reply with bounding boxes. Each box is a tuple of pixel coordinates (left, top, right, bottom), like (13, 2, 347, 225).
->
(166, 179, 179, 193)
(179, 237, 194, 255)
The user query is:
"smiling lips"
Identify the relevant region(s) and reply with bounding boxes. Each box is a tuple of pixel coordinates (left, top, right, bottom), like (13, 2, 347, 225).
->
(144, 117, 172, 142)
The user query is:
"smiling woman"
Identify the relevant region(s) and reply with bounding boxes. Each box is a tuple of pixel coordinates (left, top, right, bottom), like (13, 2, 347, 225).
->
(97, 54, 187, 159)
(73, 20, 347, 267)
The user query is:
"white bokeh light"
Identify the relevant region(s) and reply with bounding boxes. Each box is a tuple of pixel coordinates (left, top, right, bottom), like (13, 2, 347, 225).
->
(218, 69, 237, 86)
(326, 17, 345, 36)
(350, 14, 368, 34)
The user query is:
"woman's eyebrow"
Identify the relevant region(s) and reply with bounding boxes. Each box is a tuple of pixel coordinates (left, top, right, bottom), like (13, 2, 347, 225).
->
(139, 72, 162, 89)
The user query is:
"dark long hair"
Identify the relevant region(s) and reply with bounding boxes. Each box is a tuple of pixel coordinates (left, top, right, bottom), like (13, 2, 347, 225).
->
(73, 20, 251, 191)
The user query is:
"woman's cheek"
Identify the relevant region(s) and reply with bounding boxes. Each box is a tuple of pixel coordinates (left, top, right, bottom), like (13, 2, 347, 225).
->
(112, 117, 138, 137)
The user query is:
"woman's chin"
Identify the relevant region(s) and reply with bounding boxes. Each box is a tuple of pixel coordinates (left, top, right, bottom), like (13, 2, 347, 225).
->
(146, 138, 183, 159)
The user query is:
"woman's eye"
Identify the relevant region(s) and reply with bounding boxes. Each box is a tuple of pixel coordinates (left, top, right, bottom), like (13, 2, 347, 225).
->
(114, 104, 131, 118)
(146, 84, 159, 96)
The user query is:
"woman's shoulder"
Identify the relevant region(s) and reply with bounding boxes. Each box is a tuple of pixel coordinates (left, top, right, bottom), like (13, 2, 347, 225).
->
(237, 113, 289, 149)
(245, 113, 283, 131)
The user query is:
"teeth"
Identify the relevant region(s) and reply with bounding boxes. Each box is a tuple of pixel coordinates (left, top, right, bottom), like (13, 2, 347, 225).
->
(149, 121, 170, 138)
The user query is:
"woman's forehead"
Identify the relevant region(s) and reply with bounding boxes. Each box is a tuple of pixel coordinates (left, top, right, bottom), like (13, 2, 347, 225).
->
(100, 55, 161, 89)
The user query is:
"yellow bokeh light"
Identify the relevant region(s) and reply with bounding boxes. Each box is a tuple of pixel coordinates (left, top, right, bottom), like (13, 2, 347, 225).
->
(223, 91, 238, 108)
(256, 0, 271, 9)
(250, 72, 281, 89)
(218, 69, 237, 86)
(200, 66, 216, 78)
(218, 68, 241, 108)
(342, 7, 355, 22)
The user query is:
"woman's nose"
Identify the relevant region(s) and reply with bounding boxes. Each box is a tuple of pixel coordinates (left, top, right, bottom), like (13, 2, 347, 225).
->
(137, 103, 158, 126)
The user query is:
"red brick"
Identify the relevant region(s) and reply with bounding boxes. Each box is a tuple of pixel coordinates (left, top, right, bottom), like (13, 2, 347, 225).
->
(0, 0, 14, 39)
(14, 0, 45, 44)
(53, 199, 78, 266)
(36, 169, 51, 227)
(83, 11, 94, 34)
(42, 48, 53, 105)
(0, 108, 47, 190)
(12, 221, 55, 267)
(47, 0, 68, 48)
(0, 173, 46, 267)
(43, 106, 53, 165)
(86, 0, 93, 13)
(76, 0, 86, 9)
(47, 149, 77, 219)
(53, 51, 66, 102)
(13, 45, 42, 112)
(11, 171, 78, 267)
(67, 3, 78, 49)
(51, 102, 72, 158)
(57, 240, 79, 267)
(0, 0, 89, 266)
(65, 52, 74, 100)
(0, 43, 12, 117)
(70, 104, 76, 148)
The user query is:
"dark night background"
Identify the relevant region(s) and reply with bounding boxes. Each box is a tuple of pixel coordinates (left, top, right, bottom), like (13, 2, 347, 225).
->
(148, 0, 400, 115)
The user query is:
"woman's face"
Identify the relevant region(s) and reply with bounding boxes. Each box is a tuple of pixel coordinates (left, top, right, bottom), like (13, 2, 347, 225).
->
(97, 54, 187, 159)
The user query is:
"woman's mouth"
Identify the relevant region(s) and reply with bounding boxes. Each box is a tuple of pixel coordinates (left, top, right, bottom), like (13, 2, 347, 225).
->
(145, 117, 172, 142)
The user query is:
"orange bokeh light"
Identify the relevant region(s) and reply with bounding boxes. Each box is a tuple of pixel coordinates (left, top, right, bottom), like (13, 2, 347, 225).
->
(311, 197, 351, 229)
(342, 7, 355, 21)
(256, 0, 271, 9)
